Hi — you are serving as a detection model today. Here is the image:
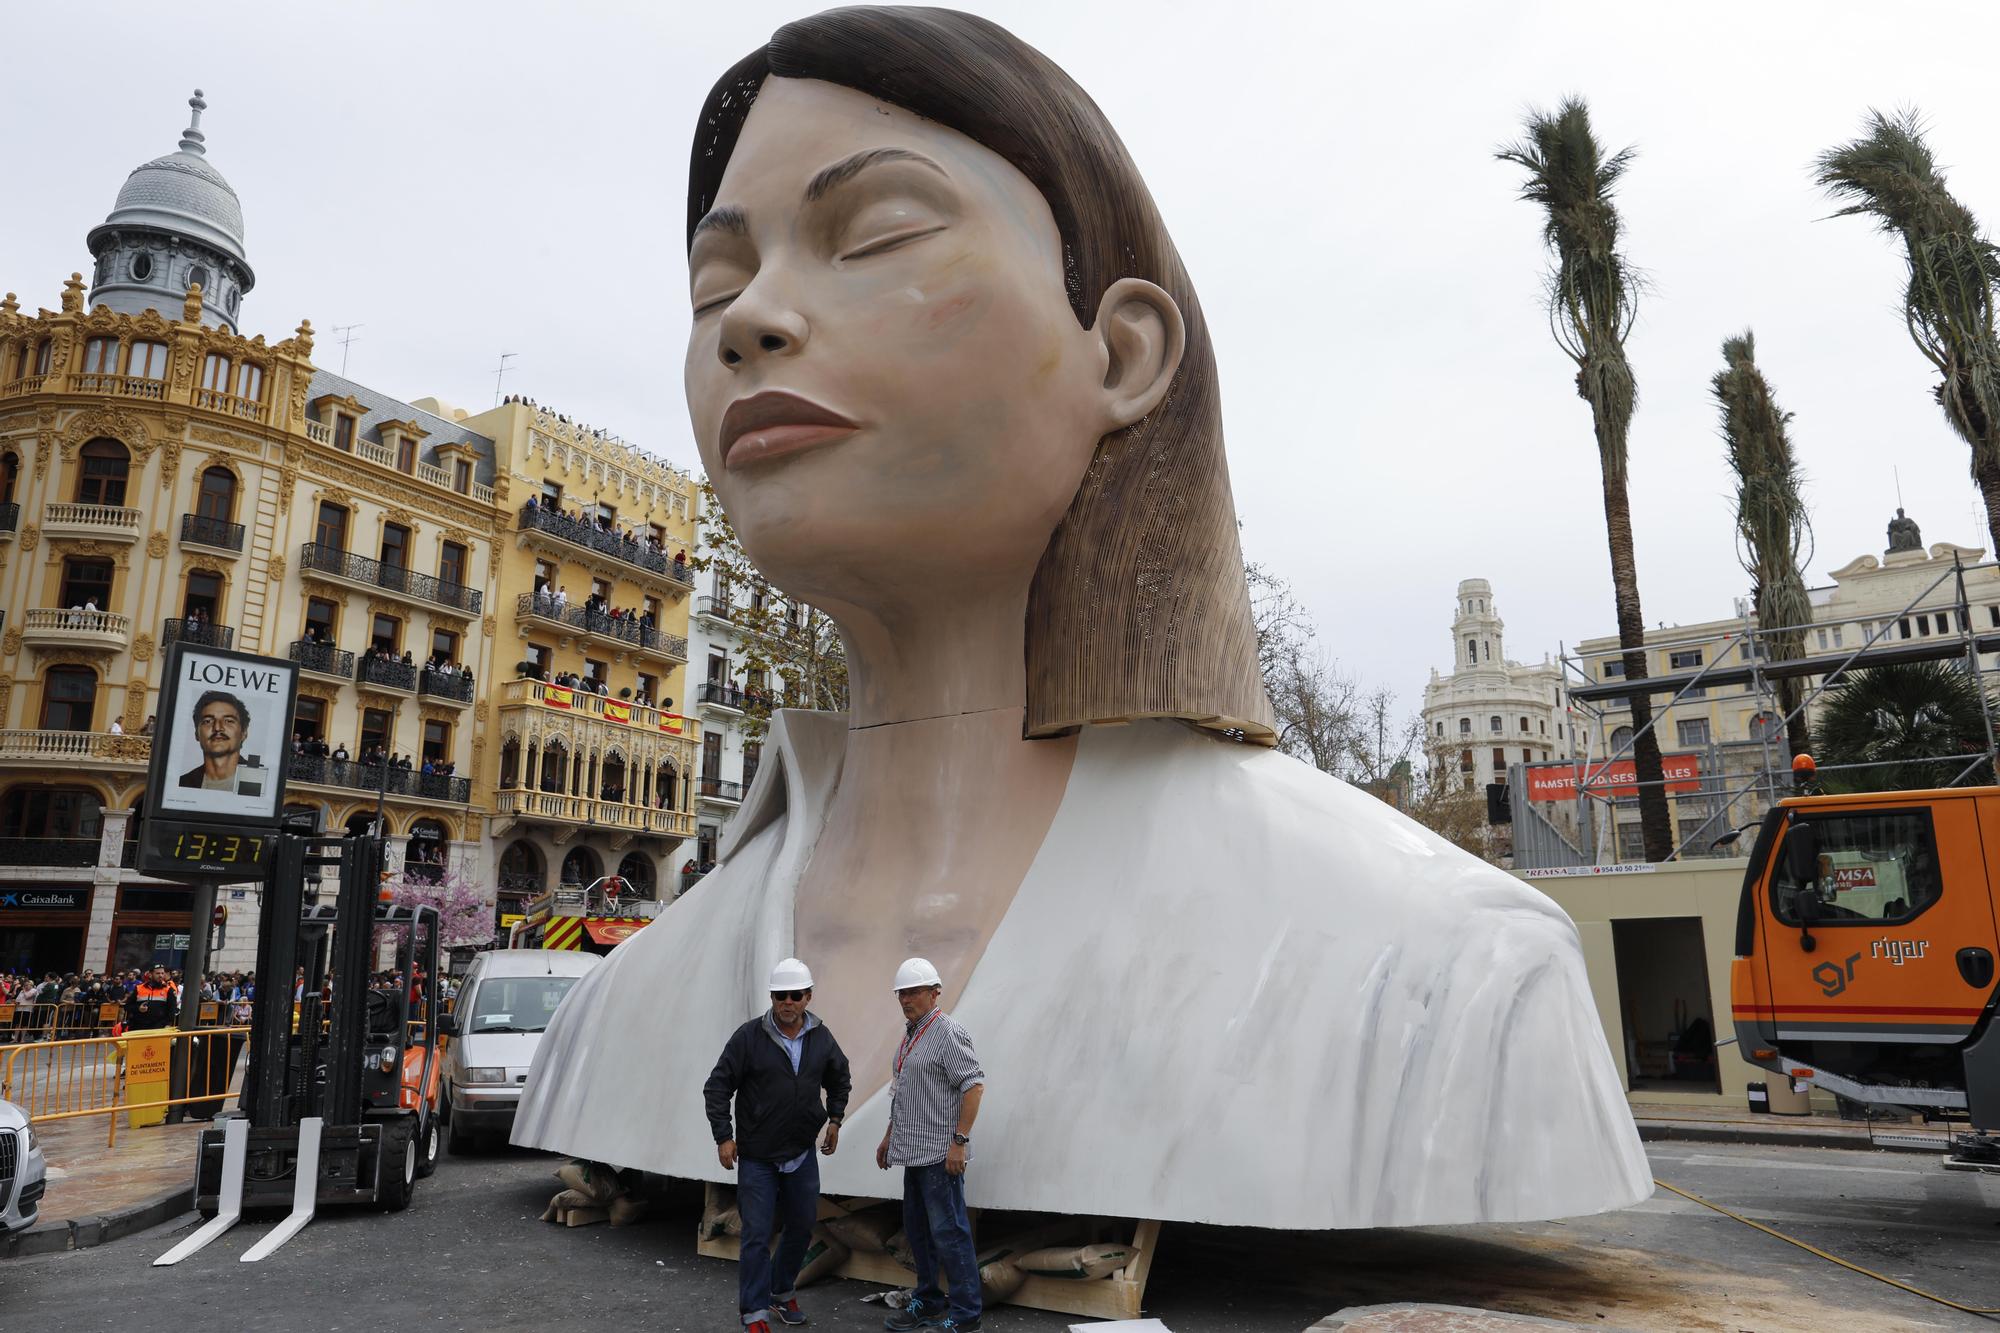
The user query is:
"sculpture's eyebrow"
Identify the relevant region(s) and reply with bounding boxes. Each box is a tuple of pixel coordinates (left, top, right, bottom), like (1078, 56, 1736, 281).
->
(803, 147, 949, 204)
(691, 205, 749, 241)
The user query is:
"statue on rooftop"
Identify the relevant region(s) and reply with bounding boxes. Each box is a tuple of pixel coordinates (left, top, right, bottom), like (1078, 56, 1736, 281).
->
(1888, 507, 1923, 553)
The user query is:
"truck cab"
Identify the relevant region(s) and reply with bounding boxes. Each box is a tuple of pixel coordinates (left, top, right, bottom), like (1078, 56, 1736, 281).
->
(1732, 787, 2000, 1130)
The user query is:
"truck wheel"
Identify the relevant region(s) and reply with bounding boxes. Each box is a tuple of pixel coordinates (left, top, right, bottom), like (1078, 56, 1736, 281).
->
(445, 1096, 475, 1156)
(376, 1122, 415, 1212)
(415, 1112, 441, 1179)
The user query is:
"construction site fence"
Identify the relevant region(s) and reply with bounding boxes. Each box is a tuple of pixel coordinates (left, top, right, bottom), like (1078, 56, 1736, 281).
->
(0, 1000, 248, 1042)
(0, 1026, 252, 1148)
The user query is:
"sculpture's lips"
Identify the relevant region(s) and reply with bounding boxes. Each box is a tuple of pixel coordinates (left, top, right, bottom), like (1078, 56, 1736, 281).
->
(721, 391, 860, 470)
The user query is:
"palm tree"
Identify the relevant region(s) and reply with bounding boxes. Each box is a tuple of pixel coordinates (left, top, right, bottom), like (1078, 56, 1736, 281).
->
(1817, 109, 2000, 554)
(1812, 661, 1994, 792)
(1499, 98, 1672, 861)
(1713, 332, 1814, 762)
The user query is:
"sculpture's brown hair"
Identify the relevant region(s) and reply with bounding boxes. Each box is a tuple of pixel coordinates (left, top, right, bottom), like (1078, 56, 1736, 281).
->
(688, 5, 1276, 744)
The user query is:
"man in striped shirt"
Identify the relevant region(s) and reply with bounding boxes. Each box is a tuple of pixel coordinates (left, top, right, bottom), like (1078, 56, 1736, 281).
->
(876, 958, 985, 1332)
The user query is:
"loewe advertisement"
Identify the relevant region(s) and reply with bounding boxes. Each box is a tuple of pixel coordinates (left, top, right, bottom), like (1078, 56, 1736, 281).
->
(151, 645, 298, 825)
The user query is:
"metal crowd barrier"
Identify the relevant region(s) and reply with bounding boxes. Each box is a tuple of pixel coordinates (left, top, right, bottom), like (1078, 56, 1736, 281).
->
(0, 1026, 252, 1147)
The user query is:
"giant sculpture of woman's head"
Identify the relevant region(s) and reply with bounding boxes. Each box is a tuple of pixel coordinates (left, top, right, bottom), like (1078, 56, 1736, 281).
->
(686, 6, 1275, 743)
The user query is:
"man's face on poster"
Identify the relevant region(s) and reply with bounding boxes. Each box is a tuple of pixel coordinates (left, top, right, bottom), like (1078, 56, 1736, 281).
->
(196, 699, 244, 772)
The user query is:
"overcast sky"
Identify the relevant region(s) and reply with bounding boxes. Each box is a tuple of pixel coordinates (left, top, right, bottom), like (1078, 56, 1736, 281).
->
(9, 1, 1999, 716)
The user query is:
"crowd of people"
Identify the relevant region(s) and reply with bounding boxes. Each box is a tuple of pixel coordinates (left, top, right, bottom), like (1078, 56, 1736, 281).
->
(0, 965, 260, 1036)
(520, 493, 691, 574)
(289, 732, 459, 779)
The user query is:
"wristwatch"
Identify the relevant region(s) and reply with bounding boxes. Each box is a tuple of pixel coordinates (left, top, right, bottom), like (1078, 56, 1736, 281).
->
(951, 1132, 970, 1146)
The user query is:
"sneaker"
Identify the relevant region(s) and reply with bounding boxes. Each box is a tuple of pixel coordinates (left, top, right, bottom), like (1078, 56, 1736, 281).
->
(769, 1300, 808, 1327)
(882, 1299, 939, 1331)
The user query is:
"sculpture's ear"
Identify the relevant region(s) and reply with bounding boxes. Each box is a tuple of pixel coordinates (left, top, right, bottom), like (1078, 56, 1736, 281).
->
(1092, 277, 1185, 431)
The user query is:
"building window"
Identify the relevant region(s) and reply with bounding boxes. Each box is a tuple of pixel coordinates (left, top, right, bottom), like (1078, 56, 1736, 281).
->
(31, 339, 51, 376)
(380, 522, 410, 570)
(452, 459, 472, 493)
(0, 450, 16, 504)
(1610, 725, 1634, 753)
(1749, 711, 1780, 742)
(1458, 749, 1474, 774)
(1916, 614, 1930, 636)
(1492, 747, 1507, 773)
(1899, 617, 1913, 640)
(1466, 636, 1477, 664)
(60, 557, 114, 609)
(1602, 660, 1625, 679)
(590, 576, 611, 604)
(315, 502, 348, 550)
(40, 666, 98, 732)
(439, 540, 467, 588)
(595, 502, 616, 529)
(636, 671, 659, 705)
(305, 598, 337, 642)
(534, 559, 558, 591)
(1519, 716, 1530, 732)
(422, 720, 450, 764)
(196, 466, 236, 521)
(183, 570, 223, 621)
(395, 434, 417, 473)
(127, 340, 168, 380)
(131, 253, 153, 281)
(1557, 722, 1564, 739)
(1676, 718, 1712, 747)
(1833, 625, 1844, 648)
(371, 615, 401, 655)
(743, 741, 763, 789)
(361, 708, 392, 756)
(1538, 719, 1546, 734)
(202, 353, 231, 392)
(1489, 715, 1502, 733)
(584, 657, 608, 689)
(541, 480, 563, 507)
(526, 642, 551, 674)
(332, 414, 355, 452)
(431, 628, 460, 666)
(83, 337, 119, 374)
(1435, 721, 1444, 737)
(1458, 717, 1471, 735)
(188, 264, 209, 291)
(1616, 824, 1645, 861)
(1816, 628, 1829, 651)
(293, 696, 327, 743)
(76, 438, 130, 506)
(1669, 649, 1703, 670)
(237, 362, 263, 401)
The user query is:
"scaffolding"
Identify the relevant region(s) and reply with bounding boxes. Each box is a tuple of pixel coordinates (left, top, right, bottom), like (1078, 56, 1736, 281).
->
(1512, 555, 2000, 869)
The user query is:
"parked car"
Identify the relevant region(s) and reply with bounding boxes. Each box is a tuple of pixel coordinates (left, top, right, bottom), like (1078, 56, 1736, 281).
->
(441, 949, 601, 1152)
(1, 1097, 47, 1234)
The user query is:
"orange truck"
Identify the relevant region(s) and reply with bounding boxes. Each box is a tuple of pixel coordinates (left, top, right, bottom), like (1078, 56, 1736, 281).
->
(1730, 785, 2000, 1166)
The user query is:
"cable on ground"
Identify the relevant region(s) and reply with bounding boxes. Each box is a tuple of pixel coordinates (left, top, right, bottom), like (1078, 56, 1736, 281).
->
(1653, 1176, 2000, 1319)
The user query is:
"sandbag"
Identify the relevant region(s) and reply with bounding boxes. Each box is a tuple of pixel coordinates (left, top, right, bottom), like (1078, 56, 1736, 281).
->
(556, 1159, 623, 1205)
(608, 1195, 650, 1227)
(979, 1260, 1026, 1301)
(825, 1207, 902, 1253)
(885, 1229, 915, 1270)
(797, 1230, 851, 1286)
(700, 1192, 741, 1240)
(1012, 1244, 1135, 1280)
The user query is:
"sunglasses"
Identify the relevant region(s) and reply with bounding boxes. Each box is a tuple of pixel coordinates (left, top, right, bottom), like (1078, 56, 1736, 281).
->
(771, 990, 810, 1002)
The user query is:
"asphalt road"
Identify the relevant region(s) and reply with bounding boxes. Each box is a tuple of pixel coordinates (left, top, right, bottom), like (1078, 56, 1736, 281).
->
(4, 1139, 1998, 1331)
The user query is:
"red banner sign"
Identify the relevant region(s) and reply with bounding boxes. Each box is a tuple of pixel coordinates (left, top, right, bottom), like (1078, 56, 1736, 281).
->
(1832, 866, 1877, 892)
(1525, 752, 1702, 802)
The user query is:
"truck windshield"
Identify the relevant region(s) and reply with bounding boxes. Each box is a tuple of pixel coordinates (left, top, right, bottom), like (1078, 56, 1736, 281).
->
(1771, 809, 1944, 927)
(465, 975, 581, 1034)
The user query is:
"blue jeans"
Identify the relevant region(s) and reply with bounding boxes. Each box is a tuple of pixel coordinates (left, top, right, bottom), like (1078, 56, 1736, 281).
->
(902, 1163, 981, 1323)
(737, 1154, 820, 1322)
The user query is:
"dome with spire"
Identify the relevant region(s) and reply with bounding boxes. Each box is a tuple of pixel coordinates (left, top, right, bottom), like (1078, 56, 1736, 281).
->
(86, 90, 255, 332)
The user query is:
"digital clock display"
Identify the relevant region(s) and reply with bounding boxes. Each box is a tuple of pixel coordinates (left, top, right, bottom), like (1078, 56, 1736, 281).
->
(138, 817, 279, 879)
(169, 830, 266, 864)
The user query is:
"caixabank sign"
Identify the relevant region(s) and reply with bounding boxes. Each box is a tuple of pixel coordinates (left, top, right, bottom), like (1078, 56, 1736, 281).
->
(0, 887, 91, 911)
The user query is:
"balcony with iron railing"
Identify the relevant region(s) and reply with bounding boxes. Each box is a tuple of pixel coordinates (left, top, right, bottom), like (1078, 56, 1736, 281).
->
(179, 512, 245, 553)
(286, 752, 471, 804)
(163, 618, 234, 651)
(0, 837, 102, 867)
(698, 775, 744, 805)
(0, 730, 150, 763)
(516, 503, 695, 591)
(356, 654, 418, 692)
(299, 543, 482, 614)
(513, 593, 689, 661)
(21, 608, 130, 652)
(289, 638, 354, 679)
(697, 595, 733, 622)
(697, 681, 777, 715)
(498, 678, 698, 740)
(417, 667, 475, 704)
(43, 501, 142, 542)
(0, 501, 18, 538)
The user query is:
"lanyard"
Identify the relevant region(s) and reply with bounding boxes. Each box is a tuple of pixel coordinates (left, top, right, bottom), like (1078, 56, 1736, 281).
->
(896, 1010, 942, 1077)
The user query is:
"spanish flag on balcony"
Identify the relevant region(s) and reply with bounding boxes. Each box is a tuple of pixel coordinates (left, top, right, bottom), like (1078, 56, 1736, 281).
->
(658, 713, 685, 735)
(544, 685, 574, 709)
(603, 700, 632, 725)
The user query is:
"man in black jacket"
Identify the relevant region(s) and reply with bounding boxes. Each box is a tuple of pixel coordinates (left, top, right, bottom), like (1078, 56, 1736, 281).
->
(704, 958, 851, 1333)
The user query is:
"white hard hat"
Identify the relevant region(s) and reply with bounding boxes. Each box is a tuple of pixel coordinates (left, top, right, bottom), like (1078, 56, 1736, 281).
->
(892, 957, 942, 992)
(768, 958, 814, 991)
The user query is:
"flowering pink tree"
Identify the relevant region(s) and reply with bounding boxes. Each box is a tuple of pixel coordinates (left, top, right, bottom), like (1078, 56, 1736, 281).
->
(379, 866, 494, 949)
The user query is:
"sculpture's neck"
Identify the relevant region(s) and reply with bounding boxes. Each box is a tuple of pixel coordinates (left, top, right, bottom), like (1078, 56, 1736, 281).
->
(835, 582, 1031, 729)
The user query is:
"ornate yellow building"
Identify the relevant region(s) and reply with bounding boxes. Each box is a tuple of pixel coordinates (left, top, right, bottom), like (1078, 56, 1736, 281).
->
(0, 92, 697, 976)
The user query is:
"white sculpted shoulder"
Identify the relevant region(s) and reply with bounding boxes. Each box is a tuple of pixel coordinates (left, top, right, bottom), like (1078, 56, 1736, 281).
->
(516, 713, 1650, 1228)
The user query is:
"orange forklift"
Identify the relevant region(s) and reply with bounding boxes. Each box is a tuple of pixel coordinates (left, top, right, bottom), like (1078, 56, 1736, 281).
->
(1730, 783, 2000, 1168)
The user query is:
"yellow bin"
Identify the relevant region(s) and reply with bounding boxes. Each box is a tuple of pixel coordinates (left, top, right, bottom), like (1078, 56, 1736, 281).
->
(125, 1032, 174, 1128)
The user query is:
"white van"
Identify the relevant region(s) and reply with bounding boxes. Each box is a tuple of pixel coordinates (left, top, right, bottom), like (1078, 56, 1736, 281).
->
(442, 949, 600, 1152)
